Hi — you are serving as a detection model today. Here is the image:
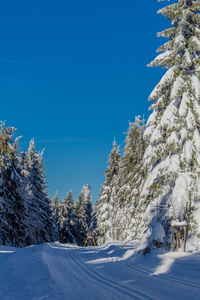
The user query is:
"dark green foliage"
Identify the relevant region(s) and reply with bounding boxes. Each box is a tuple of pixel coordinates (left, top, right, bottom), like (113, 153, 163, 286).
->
(26, 140, 57, 244)
(74, 191, 88, 245)
(58, 190, 77, 244)
(85, 196, 93, 229)
(0, 123, 57, 247)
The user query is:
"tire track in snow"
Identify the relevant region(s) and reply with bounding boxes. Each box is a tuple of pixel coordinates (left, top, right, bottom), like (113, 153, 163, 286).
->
(95, 249, 200, 291)
(117, 259, 200, 290)
(67, 249, 124, 300)
(70, 248, 156, 300)
(49, 243, 129, 300)
(43, 244, 106, 300)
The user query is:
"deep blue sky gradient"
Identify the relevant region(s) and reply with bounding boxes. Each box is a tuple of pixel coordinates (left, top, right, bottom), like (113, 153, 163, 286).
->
(0, 0, 175, 202)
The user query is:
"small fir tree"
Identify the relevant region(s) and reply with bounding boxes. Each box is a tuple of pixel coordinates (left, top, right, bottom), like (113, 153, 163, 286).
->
(96, 140, 121, 245)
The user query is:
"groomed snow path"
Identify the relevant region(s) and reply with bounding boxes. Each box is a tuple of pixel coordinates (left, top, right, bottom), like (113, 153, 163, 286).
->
(0, 242, 200, 299)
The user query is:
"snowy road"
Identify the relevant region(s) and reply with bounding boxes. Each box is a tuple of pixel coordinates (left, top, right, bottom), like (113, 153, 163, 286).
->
(0, 242, 200, 299)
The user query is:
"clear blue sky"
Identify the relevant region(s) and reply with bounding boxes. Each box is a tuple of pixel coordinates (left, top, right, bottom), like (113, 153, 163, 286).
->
(0, 0, 173, 203)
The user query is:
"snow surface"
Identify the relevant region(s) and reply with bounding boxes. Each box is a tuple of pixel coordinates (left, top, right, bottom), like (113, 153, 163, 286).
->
(171, 220, 187, 226)
(0, 242, 200, 300)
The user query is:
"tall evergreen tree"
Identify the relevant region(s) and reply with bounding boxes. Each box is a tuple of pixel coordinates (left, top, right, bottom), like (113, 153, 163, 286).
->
(52, 191, 60, 224)
(75, 190, 87, 245)
(84, 194, 93, 230)
(91, 205, 97, 231)
(96, 140, 121, 245)
(139, 0, 200, 251)
(0, 124, 30, 246)
(27, 140, 57, 244)
(0, 124, 59, 246)
(51, 191, 60, 239)
(118, 116, 147, 241)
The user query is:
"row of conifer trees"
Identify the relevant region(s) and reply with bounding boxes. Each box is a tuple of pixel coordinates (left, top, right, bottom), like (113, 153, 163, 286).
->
(0, 122, 95, 247)
(0, 123, 57, 247)
(96, 116, 147, 245)
(51, 190, 95, 246)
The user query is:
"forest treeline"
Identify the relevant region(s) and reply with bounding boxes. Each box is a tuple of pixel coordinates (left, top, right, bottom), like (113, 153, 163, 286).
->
(0, 123, 56, 246)
(51, 189, 95, 246)
(0, 122, 96, 247)
(1, 0, 200, 252)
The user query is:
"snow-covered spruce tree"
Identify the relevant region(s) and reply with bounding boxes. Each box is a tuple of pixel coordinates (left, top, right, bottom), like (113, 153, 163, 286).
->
(117, 116, 147, 241)
(84, 193, 93, 230)
(96, 140, 121, 245)
(27, 140, 57, 244)
(0, 124, 30, 246)
(58, 190, 77, 244)
(51, 191, 60, 224)
(51, 191, 60, 239)
(140, 0, 200, 252)
(75, 190, 88, 245)
(91, 205, 97, 231)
